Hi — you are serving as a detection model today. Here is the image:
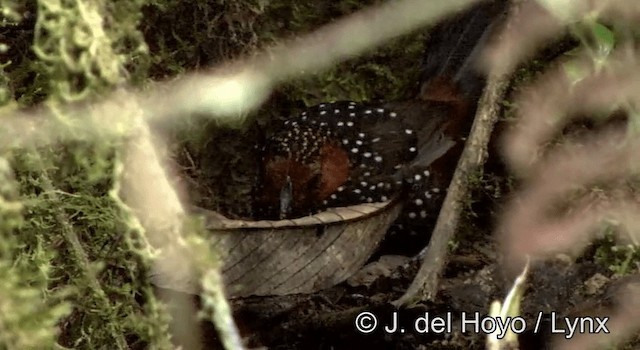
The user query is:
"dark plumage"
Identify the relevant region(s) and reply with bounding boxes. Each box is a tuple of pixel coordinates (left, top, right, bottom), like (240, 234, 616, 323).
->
(252, 0, 507, 224)
(253, 99, 458, 220)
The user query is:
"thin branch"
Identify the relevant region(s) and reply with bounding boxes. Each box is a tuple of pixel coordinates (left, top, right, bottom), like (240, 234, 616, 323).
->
(393, 71, 510, 306)
(117, 114, 220, 349)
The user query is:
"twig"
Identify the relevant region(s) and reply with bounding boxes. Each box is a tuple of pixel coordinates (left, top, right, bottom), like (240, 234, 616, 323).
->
(117, 115, 211, 349)
(393, 71, 509, 307)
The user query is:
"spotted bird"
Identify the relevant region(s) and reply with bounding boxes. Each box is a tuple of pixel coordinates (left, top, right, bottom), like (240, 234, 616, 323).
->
(253, 0, 507, 228)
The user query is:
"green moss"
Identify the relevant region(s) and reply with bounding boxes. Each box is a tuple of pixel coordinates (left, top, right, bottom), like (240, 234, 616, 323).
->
(152, 0, 427, 217)
(141, 0, 423, 103)
(279, 34, 423, 105)
(255, 0, 424, 105)
(2, 0, 432, 347)
(0, 157, 71, 350)
(10, 142, 173, 348)
(593, 227, 640, 277)
(1, 0, 177, 347)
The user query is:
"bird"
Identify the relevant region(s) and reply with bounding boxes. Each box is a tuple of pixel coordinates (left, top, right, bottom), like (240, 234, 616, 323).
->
(252, 0, 507, 225)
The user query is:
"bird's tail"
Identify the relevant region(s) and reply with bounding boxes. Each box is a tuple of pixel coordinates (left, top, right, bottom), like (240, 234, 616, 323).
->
(386, 0, 507, 164)
(376, 2, 507, 251)
(418, 0, 507, 105)
(393, 0, 508, 171)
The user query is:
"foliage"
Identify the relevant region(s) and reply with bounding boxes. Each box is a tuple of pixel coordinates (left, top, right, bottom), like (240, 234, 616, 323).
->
(1, 0, 427, 347)
(1, 0, 171, 347)
(0, 157, 71, 349)
(594, 227, 640, 277)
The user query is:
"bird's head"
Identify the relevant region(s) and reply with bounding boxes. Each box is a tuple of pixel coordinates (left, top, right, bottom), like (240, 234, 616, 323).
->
(255, 124, 350, 219)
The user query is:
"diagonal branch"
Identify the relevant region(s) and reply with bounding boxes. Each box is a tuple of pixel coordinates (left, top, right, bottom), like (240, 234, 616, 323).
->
(393, 70, 510, 306)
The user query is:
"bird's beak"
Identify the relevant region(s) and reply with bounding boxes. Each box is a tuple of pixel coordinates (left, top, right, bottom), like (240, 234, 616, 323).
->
(279, 175, 293, 219)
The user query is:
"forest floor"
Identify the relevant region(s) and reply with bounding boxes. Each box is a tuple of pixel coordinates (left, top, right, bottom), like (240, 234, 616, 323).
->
(177, 116, 637, 349)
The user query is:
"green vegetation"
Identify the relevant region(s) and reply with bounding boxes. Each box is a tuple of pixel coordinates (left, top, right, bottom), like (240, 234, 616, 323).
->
(594, 227, 640, 277)
(0, 0, 425, 347)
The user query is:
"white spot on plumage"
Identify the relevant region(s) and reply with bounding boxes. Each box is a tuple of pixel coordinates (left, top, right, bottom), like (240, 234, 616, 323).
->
(432, 188, 440, 193)
(381, 196, 388, 201)
(408, 212, 417, 219)
(420, 210, 427, 218)
(376, 108, 384, 113)
(354, 189, 361, 194)
(356, 140, 363, 145)
(347, 121, 354, 127)
(364, 110, 372, 114)
(330, 194, 337, 199)
(415, 198, 423, 206)
(414, 174, 421, 181)
(371, 137, 380, 143)
(349, 112, 356, 117)
(320, 110, 327, 115)
(337, 121, 344, 126)
(319, 103, 326, 108)
(409, 147, 417, 152)
(425, 192, 432, 199)
(377, 182, 384, 188)
(389, 112, 397, 118)
(366, 197, 373, 203)
(358, 133, 365, 138)
(334, 109, 340, 114)
(363, 152, 372, 158)
(405, 129, 413, 135)
(374, 156, 383, 162)
(342, 139, 349, 145)
(360, 181, 367, 187)
(369, 185, 376, 190)
(348, 105, 355, 110)
(351, 148, 359, 153)
(424, 170, 430, 177)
